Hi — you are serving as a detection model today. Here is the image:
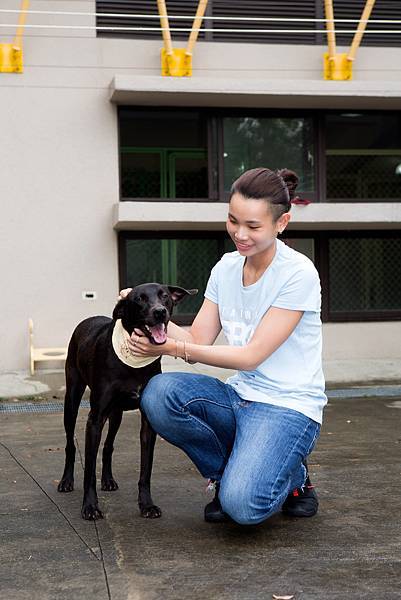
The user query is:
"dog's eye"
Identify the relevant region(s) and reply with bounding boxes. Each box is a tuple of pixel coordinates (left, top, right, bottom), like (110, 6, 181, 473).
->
(139, 294, 148, 303)
(161, 293, 169, 301)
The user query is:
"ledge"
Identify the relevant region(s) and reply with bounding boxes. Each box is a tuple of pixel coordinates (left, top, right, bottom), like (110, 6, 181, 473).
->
(109, 75, 401, 109)
(113, 202, 401, 231)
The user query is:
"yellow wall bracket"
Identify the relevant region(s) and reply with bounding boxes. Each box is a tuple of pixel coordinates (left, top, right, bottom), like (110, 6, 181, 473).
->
(0, 0, 29, 73)
(323, 0, 376, 81)
(161, 48, 192, 77)
(324, 52, 353, 81)
(157, 0, 208, 77)
(0, 43, 23, 73)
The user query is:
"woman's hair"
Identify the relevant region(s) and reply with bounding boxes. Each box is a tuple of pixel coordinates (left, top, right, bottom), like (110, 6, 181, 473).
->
(230, 167, 299, 221)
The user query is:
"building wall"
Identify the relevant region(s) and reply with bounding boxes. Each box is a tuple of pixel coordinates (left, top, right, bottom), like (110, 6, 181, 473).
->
(1, 0, 401, 371)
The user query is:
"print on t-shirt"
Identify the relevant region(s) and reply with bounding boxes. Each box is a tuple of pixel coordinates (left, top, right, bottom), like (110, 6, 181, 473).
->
(221, 307, 255, 346)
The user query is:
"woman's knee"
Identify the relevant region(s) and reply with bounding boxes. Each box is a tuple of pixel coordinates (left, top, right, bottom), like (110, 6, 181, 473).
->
(140, 372, 183, 424)
(219, 482, 279, 526)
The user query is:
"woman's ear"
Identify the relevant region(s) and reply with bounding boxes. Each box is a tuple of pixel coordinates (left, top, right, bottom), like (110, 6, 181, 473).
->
(277, 212, 291, 234)
(167, 286, 198, 305)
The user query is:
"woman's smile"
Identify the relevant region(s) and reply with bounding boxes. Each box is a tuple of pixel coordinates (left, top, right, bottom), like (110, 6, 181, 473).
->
(235, 240, 254, 252)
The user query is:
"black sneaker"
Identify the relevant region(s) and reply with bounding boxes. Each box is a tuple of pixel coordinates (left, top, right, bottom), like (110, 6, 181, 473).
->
(204, 481, 232, 523)
(282, 477, 319, 518)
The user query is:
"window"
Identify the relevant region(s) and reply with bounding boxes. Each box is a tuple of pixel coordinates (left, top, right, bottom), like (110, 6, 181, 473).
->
(119, 109, 208, 200)
(326, 113, 401, 202)
(223, 117, 315, 196)
(327, 234, 401, 319)
(283, 232, 401, 322)
(119, 233, 235, 321)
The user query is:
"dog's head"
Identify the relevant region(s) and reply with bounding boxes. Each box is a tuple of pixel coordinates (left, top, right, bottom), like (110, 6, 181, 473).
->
(112, 283, 198, 345)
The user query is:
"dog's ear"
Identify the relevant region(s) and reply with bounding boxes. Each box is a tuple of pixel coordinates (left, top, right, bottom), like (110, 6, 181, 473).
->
(112, 297, 128, 321)
(167, 286, 198, 305)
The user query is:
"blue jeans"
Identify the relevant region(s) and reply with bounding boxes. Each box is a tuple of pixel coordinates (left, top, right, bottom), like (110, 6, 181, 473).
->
(141, 372, 320, 525)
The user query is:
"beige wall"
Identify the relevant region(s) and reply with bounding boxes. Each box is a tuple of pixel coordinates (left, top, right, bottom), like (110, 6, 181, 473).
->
(1, 0, 401, 371)
(322, 322, 401, 360)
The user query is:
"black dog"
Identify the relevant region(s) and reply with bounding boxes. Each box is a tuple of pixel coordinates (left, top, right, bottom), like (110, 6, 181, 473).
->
(57, 283, 196, 520)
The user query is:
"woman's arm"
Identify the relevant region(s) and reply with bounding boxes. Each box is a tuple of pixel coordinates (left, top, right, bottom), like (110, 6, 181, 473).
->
(167, 298, 222, 345)
(130, 306, 303, 371)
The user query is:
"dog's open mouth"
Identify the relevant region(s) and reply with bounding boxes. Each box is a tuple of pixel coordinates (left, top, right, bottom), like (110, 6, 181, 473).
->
(144, 323, 167, 345)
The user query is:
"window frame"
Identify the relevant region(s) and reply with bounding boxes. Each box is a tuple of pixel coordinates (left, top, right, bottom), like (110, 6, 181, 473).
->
(318, 230, 401, 322)
(323, 109, 401, 203)
(118, 106, 320, 204)
(118, 106, 216, 203)
(119, 229, 401, 324)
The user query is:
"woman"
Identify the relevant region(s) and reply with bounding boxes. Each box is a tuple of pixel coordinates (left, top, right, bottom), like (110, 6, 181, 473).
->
(122, 167, 327, 526)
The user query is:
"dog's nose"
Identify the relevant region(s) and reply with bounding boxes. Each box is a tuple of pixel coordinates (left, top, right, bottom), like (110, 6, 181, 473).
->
(153, 307, 167, 321)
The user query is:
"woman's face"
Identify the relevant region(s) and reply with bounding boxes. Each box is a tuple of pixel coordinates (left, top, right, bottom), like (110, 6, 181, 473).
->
(226, 193, 290, 258)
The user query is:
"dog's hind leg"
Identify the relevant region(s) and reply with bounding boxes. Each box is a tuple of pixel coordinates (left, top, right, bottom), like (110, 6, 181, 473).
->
(58, 362, 86, 493)
(138, 411, 162, 519)
(101, 407, 123, 491)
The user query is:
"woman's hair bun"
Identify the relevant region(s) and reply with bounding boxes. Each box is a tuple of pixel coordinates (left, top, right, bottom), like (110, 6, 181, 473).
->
(276, 168, 299, 201)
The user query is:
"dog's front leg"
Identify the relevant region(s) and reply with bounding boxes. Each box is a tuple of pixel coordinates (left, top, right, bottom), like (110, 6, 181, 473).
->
(101, 408, 123, 491)
(138, 411, 161, 518)
(82, 406, 107, 520)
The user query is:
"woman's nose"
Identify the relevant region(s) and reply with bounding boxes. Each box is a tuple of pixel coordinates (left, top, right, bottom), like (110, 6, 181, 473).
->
(235, 228, 248, 240)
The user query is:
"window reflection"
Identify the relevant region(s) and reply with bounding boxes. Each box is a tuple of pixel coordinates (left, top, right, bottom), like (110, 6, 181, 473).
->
(223, 117, 315, 192)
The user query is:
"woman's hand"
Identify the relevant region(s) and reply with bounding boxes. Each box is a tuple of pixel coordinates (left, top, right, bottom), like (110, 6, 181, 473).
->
(127, 328, 174, 358)
(118, 288, 132, 300)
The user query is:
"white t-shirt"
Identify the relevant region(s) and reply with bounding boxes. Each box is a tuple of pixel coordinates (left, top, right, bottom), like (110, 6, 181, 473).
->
(204, 239, 327, 424)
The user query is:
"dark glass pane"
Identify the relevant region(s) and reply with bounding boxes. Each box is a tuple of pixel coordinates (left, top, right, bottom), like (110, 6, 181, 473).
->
(326, 114, 401, 201)
(326, 114, 401, 150)
(120, 109, 206, 149)
(125, 238, 222, 315)
(283, 238, 315, 263)
(223, 117, 314, 192)
(329, 237, 401, 312)
(126, 239, 161, 285)
(121, 153, 161, 198)
(223, 238, 236, 253)
(172, 156, 208, 198)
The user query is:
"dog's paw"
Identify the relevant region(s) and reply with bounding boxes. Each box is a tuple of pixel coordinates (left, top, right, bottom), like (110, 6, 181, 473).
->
(81, 503, 104, 521)
(101, 478, 119, 491)
(57, 478, 74, 493)
(140, 504, 162, 519)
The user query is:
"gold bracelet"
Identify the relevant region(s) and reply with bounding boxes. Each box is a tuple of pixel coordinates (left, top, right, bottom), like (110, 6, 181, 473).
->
(183, 340, 190, 363)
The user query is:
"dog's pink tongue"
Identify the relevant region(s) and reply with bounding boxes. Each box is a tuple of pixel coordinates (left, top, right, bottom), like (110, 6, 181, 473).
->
(150, 324, 167, 344)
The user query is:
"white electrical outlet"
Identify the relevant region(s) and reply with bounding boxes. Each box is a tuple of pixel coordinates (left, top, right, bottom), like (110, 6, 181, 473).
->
(82, 291, 97, 300)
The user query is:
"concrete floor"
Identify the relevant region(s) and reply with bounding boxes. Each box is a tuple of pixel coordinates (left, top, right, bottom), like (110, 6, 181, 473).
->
(1, 372, 401, 600)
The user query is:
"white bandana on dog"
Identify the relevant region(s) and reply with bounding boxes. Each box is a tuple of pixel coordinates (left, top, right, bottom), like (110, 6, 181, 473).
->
(112, 319, 160, 369)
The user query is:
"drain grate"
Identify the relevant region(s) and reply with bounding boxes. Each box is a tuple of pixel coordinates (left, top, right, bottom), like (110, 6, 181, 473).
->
(326, 385, 401, 399)
(0, 400, 90, 413)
